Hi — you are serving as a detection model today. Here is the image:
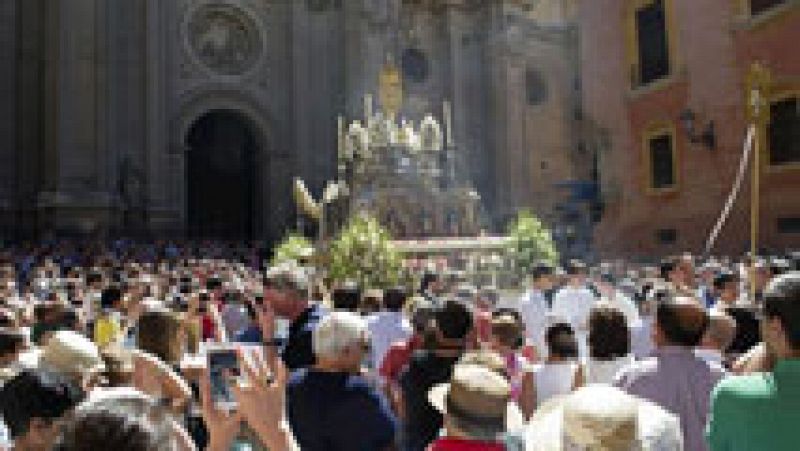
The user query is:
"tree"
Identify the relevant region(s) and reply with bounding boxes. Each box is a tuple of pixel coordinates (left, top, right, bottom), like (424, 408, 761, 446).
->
(328, 214, 402, 289)
(271, 233, 314, 267)
(506, 210, 559, 278)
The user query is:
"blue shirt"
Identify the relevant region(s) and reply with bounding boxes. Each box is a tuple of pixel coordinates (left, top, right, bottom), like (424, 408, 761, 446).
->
(234, 325, 263, 344)
(287, 369, 397, 451)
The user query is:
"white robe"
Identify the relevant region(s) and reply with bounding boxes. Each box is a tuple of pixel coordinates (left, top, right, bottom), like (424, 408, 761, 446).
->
(551, 285, 597, 358)
(519, 289, 550, 356)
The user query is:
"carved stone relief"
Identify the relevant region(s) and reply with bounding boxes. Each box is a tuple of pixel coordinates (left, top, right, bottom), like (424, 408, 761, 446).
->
(185, 3, 263, 77)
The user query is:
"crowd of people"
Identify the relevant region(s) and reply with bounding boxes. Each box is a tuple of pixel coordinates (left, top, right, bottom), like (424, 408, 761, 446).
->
(0, 239, 798, 450)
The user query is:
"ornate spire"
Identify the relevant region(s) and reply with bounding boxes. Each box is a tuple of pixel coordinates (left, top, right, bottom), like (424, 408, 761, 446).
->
(379, 55, 403, 120)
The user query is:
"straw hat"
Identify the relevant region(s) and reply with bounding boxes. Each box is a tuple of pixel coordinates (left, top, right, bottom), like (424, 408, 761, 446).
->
(39, 330, 105, 379)
(428, 363, 519, 432)
(526, 385, 682, 451)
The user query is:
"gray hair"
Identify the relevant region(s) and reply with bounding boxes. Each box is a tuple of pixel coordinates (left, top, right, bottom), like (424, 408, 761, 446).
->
(312, 311, 367, 360)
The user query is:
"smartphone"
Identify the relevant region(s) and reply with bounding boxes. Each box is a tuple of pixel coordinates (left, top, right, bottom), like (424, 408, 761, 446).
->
(206, 345, 241, 409)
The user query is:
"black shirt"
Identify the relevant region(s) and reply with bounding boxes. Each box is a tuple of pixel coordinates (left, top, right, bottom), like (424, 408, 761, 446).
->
(725, 307, 761, 355)
(399, 350, 461, 451)
(287, 369, 398, 451)
(282, 304, 326, 371)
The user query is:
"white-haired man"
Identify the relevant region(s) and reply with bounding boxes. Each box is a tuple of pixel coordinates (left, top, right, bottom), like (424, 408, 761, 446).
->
(286, 311, 397, 451)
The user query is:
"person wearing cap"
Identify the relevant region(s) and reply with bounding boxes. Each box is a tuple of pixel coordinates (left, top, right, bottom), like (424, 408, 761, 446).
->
(551, 260, 597, 359)
(707, 272, 800, 451)
(518, 263, 554, 361)
(427, 363, 520, 451)
(615, 297, 725, 451)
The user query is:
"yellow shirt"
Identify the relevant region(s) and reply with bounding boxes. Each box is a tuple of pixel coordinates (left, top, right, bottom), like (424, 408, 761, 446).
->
(94, 315, 121, 348)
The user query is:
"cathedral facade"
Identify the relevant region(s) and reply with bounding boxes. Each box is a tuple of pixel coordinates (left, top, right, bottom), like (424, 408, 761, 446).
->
(0, 0, 581, 242)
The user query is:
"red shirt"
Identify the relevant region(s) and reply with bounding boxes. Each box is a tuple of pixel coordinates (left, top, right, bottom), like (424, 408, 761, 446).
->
(379, 335, 422, 382)
(427, 438, 505, 451)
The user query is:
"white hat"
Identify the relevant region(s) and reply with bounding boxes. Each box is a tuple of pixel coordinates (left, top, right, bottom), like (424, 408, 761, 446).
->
(526, 385, 682, 451)
(39, 330, 105, 378)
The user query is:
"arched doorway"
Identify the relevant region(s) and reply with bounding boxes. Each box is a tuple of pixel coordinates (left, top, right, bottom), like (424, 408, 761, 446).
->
(186, 110, 259, 239)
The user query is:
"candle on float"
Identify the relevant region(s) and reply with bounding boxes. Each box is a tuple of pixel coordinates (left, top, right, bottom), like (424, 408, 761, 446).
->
(443, 100, 453, 147)
(365, 94, 373, 125)
(337, 115, 345, 160)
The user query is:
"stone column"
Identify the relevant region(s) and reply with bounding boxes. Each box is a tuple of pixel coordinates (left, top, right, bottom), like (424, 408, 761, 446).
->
(144, 0, 175, 234)
(39, 0, 117, 235)
(0, 0, 17, 234)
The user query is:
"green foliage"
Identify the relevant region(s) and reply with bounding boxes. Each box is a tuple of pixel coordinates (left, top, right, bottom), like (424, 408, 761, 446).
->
(506, 210, 559, 277)
(271, 233, 314, 267)
(328, 214, 402, 289)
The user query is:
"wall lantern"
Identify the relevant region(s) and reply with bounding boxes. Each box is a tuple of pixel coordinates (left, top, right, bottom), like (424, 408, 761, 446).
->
(679, 108, 716, 150)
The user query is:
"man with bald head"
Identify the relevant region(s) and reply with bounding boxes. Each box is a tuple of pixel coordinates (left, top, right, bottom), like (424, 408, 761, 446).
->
(615, 297, 726, 451)
(696, 310, 737, 367)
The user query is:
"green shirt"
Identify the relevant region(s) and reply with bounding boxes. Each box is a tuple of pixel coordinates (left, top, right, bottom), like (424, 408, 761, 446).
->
(707, 359, 800, 451)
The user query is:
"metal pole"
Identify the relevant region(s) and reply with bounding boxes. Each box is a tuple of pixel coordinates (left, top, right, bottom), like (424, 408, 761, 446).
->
(747, 63, 770, 304)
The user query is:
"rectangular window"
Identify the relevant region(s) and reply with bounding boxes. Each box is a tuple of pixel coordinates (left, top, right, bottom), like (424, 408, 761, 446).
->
(649, 133, 675, 189)
(750, 0, 787, 16)
(777, 217, 800, 234)
(636, 0, 670, 85)
(768, 96, 800, 165)
(657, 228, 677, 244)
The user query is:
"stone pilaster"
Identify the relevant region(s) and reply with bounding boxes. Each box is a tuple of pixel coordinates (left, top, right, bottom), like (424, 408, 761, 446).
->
(0, 0, 17, 235)
(38, 0, 119, 235)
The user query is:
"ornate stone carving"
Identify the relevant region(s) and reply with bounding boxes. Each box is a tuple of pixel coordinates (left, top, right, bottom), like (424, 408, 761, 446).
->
(186, 4, 263, 76)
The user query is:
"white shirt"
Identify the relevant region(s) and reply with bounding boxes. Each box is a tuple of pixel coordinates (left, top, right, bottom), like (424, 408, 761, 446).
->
(367, 311, 412, 375)
(694, 348, 724, 367)
(552, 285, 597, 358)
(551, 286, 596, 333)
(0, 418, 10, 450)
(532, 362, 578, 407)
(630, 317, 655, 359)
(604, 290, 641, 328)
(585, 355, 635, 385)
(519, 289, 550, 355)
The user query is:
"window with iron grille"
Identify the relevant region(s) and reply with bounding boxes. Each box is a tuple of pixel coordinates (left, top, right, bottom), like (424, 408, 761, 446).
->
(750, 0, 787, 16)
(649, 133, 675, 189)
(635, 0, 670, 86)
(777, 217, 800, 234)
(768, 96, 800, 165)
(657, 228, 677, 244)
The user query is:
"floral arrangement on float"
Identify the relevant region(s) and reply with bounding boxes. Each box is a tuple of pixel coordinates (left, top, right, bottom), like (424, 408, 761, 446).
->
(328, 213, 403, 289)
(506, 210, 559, 280)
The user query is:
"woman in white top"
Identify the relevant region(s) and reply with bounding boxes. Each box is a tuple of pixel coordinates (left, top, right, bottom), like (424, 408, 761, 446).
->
(520, 322, 583, 419)
(583, 304, 634, 385)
